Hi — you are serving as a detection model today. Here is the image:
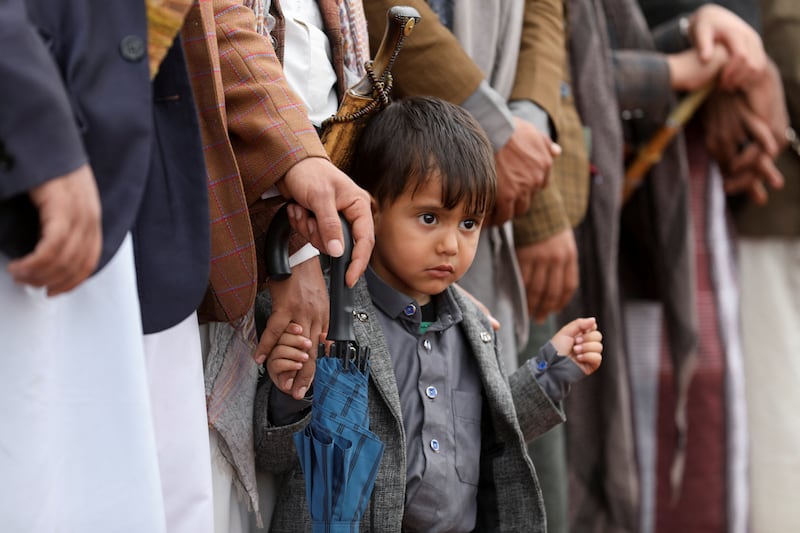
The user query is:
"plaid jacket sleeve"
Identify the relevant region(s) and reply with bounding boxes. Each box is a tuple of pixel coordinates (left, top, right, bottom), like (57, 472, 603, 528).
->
(613, 49, 672, 124)
(213, 0, 329, 205)
(510, 0, 566, 125)
(509, 0, 591, 246)
(183, 0, 328, 323)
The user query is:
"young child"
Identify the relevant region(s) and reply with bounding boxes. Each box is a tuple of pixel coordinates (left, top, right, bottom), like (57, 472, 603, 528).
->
(254, 96, 602, 532)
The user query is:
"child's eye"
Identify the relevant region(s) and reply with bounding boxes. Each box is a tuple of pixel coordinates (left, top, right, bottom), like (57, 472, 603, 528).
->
(460, 219, 480, 231)
(418, 213, 437, 225)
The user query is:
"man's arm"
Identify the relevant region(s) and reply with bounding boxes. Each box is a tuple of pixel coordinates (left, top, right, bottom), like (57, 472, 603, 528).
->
(510, 0, 565, 128)
(197, 0, 373, 284)
(0, 0, 101, 294)
(510, 0, 586, 320)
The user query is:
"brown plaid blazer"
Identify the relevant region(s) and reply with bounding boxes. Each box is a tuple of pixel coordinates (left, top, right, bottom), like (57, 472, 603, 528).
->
(511, 0, 590, 246)
(182, 0, 329, 323)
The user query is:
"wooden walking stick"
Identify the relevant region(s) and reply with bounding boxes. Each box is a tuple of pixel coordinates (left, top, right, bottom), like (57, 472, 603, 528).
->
(319, 6, 421, 172)
(622, 82, 714, 202)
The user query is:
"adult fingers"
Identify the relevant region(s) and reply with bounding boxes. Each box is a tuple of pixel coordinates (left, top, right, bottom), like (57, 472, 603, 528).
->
(513, 192, 533, 219)
(534, 261, 561, 323)
(692, 21, 716, 62)
(341, 199, 375, 287)
(727, 150, 784, 192)
(556, 253, 579, 313)
(488, 193, 515, 226)
(747, 181, 769, 205)
(729, 143, 762, 174)
(723, 169, 759, 195)
(8, 174, 101, 294)
(255, 308, 294, 364)
(526, 260, 549, 320)
(738, 106, 779, 157)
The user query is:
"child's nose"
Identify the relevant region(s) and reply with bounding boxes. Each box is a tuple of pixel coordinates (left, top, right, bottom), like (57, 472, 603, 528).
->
(437, 229, 458, 255)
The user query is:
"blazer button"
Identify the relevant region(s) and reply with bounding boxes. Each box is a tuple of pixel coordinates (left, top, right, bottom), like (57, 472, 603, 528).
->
(119, 35, 146, 62)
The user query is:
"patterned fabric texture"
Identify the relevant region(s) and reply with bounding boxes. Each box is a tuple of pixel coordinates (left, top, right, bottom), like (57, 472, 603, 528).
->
(146, 0, 195, 78)
(654, 126, 747, 533)
(244, 0, 369, 88)
(182, 0, 327, 324)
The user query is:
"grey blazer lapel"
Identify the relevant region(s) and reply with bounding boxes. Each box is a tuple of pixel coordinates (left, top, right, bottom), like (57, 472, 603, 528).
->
(451, 287, 504, 383)
(451, 288, 521, 438)
(352, 278, 404, 425)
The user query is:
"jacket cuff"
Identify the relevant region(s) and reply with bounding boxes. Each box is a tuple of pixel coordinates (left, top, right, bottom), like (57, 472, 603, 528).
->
(527, 341, 585, 403)
(509, 99, 554, 140)
(461, 80, 515, 151)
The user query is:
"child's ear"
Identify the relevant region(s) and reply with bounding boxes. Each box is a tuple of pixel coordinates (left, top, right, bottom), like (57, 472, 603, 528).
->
(370, 195, 381, 225)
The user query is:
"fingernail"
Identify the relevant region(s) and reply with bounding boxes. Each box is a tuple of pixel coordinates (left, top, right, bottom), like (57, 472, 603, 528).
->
(297, 386, 308, 398)
(307, 219, 316, 235)
(285, 378, 294, 389)
(255, 354, 266, 365)
(327, 239, 343, 257)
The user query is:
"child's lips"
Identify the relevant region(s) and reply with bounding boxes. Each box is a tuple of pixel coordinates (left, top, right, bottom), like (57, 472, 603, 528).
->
(427, 264, 455, 278)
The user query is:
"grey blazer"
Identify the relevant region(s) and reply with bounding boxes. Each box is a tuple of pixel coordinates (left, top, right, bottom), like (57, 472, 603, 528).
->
(254, 278, 564, 532)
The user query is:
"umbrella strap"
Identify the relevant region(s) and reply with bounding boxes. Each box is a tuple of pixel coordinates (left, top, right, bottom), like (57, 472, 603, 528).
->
(312, 520, 360, 533)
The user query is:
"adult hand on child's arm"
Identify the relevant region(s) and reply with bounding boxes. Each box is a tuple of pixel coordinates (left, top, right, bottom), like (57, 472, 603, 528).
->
(550, 317, 602, 375)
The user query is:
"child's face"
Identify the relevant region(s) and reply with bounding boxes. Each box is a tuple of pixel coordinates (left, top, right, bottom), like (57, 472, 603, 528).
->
(370, 175, 484, 306)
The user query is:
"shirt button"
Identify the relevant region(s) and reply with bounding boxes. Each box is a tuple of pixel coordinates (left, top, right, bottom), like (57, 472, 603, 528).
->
(404, 304, 417, 316)
(423, 339, 432, 351)
(430, 439, 440, 452)
(119, 35, 146, 63)
(425, 386, 438, 399)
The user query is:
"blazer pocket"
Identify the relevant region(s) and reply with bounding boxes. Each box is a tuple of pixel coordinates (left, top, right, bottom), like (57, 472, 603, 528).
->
(452, 390, 482, 486)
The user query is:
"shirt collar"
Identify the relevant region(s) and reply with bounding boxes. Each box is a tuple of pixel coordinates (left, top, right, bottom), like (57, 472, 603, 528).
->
(364, 267, 462, 334)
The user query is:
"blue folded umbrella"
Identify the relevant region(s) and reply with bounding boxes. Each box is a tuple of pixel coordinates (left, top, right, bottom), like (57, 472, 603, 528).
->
(294, 356, 384, 533)
(265, 206, 385, 531)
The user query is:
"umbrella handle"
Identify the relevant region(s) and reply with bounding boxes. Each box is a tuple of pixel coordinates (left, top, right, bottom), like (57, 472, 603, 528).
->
(326, 212, 354, 343)
(263, 203, 293, 281)
(263, 204, 355, 342)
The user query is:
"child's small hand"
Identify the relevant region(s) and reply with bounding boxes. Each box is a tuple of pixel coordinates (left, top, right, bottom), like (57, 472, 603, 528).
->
(551, 317, 603, 376)
(266, 322, 315, 399)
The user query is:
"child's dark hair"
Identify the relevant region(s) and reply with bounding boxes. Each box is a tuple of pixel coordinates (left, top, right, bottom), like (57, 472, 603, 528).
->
(350, 96, 496, 216)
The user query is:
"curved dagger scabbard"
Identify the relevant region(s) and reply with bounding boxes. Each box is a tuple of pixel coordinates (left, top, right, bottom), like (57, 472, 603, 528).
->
(320, 6, 421, 172)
